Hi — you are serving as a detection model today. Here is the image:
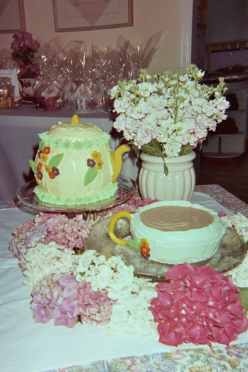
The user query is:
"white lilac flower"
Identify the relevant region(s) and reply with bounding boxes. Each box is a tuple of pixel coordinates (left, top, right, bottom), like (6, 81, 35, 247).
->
(113, 96, 130, 113)
(137, 81, 156, 97)
(110, 65, 229, 157)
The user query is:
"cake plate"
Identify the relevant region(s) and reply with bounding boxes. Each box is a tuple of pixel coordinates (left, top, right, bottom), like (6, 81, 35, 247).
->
(16, 178, 134, 218)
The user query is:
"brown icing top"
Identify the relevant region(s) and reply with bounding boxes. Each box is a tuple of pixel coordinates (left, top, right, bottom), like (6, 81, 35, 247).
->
(140, 206, 214, 231)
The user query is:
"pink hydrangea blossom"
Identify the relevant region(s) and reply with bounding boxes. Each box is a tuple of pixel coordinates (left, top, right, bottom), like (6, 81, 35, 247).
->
(9, 213, 94, 270)
(41, 214, 93, 251)
(150, 264, 248, 346)
(111, 194, 154, 214)
(9, 218, 43, 269)
(31, 273, 113, 327)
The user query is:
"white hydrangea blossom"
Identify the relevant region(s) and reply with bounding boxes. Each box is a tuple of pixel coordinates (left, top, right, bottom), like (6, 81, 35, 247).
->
(75, 250, 156, 336)
(24, 242, 77, 288)
(111, 65, 229, 157)
(108, 284, 157, 337)
(75, 250, 135, 294)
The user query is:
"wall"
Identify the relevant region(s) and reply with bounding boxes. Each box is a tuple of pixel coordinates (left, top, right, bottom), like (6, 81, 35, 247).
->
(0, 0, 193, 72)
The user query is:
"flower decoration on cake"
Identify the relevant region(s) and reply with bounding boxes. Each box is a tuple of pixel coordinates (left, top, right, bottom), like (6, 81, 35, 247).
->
(30, 146, 63, 182)
(91, 151, 103, 170)
(84, 151, 104, 186)
(139, 239, 151, 259)
(38, 146, 51, 160)
(109, 230, 151, 260)
(150, 264, 248, 346)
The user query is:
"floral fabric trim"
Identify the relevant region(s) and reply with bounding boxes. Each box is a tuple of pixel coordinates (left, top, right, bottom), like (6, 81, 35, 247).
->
(196, 185, 248, 217)
(45, 343, 248, 372)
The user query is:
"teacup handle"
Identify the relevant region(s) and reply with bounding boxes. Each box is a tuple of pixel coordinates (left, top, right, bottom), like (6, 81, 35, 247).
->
(108, 210, 132, 246)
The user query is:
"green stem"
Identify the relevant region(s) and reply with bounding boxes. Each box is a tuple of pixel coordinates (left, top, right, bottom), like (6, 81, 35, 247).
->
(173, 74, 180, 125)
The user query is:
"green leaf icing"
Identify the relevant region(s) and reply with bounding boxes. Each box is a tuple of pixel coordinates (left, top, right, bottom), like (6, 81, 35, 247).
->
(127, 239, 141, 251)
(84, 167, 98, 186)
(29, 160, 36, 173)
(48, 153, 64, 168)
(39, 141, 45, 149)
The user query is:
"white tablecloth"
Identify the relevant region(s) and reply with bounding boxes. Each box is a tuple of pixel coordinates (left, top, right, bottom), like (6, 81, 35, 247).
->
(0, 193, 247, 372)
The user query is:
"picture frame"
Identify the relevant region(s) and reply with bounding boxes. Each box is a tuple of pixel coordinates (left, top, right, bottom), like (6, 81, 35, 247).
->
(0, 69, 21, 101)
(52, 0, 133, 32)
(0, 0, 25, 33)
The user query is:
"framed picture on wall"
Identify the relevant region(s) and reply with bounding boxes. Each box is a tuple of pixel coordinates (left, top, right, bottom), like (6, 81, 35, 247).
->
(0, 0, 25, 33)
(52, 0, 133, 32)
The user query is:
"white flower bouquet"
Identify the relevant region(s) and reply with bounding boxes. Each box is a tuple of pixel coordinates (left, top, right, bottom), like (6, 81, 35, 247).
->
(110, 65, 230, 159)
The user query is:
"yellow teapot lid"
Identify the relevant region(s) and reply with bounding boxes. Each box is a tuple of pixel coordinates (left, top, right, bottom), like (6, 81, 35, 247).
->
(71, 114, 80, 126)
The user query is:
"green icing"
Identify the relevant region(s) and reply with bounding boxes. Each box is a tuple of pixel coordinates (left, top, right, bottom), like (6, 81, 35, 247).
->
(39, 132, 109, 149)
(34, 183, 117, 207)
(38, 141, 45, 149)
(75, 141, 84, 149)
(127, 239, 142, 252)
(48, 153, 64, 168)
(84, 167, 98, 186)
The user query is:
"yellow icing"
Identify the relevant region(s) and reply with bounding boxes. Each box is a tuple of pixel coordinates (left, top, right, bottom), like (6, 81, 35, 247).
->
(71, 114, 80, 125)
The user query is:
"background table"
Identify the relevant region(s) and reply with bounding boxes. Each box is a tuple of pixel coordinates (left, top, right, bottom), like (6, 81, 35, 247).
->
(1, 185, 248, 372)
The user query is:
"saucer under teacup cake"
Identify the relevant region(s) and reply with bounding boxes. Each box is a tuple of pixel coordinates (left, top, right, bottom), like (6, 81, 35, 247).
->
(108, 200, 227, 264)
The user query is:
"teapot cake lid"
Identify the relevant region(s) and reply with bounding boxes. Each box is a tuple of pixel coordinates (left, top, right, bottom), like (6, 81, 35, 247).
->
(38, 114, 110, 146)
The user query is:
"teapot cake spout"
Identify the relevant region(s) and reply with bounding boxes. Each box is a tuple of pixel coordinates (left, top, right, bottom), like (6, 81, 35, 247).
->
(111, 144, 130, 182)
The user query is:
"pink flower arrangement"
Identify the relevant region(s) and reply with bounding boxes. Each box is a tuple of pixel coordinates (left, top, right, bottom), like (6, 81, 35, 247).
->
(9, 213, 94, 271)
(9, 218, 40, 269)
(31, 273, 113, 327)
(150, 264, 248, 346)
(41, 214, 93, 251)
(11, 31, 40, 77)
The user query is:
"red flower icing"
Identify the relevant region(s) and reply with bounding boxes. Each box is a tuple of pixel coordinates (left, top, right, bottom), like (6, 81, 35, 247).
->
(150, 264, 248, 346)
(140, 239, 150, 259)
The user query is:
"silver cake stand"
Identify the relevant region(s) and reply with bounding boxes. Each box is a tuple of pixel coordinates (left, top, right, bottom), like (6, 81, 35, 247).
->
(16, 178, 135, 218)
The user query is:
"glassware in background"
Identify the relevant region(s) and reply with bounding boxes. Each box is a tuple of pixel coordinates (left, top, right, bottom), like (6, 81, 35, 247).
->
(0, 77, 14, 108)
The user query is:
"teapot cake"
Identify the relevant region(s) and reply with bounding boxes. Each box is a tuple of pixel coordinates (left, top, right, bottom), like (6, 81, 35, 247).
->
(108, 200, 226, 264)
(29, 115, 129, 207)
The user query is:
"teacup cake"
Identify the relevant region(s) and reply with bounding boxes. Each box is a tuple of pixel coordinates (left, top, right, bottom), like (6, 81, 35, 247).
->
(108, 200, 226, 264)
